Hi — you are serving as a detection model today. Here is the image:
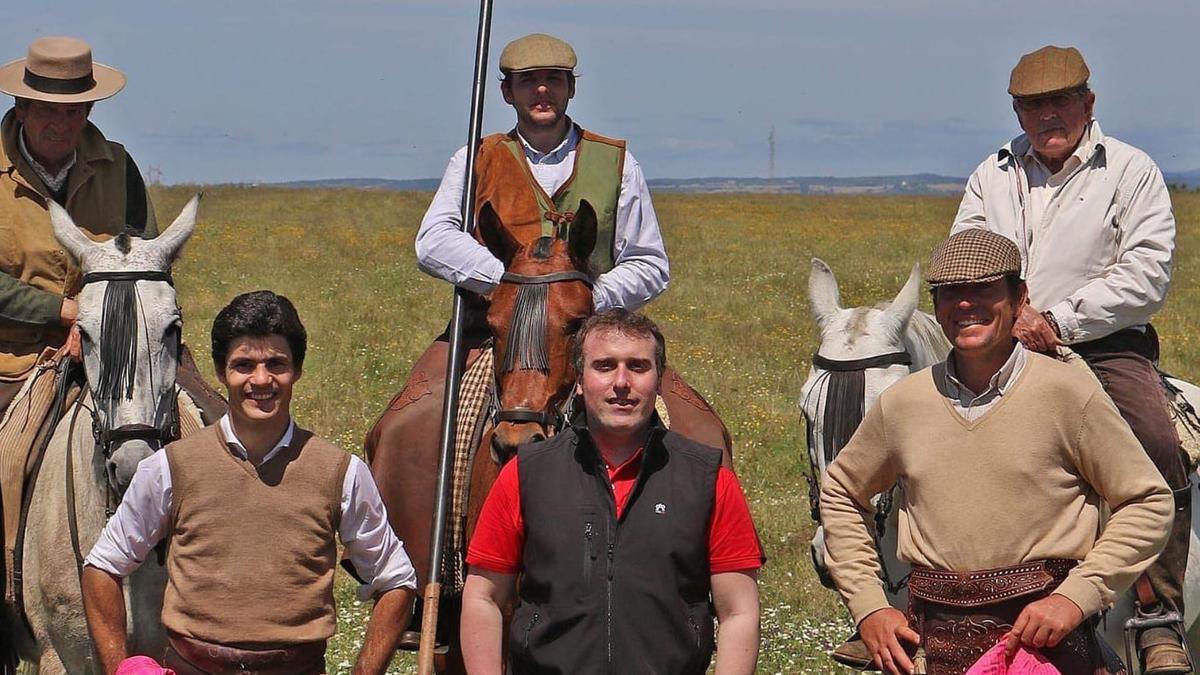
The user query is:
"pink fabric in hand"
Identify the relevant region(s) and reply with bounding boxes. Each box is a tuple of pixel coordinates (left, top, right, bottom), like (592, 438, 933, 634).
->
(114, 656, 176, 675)
(965, 641, 1062, 675)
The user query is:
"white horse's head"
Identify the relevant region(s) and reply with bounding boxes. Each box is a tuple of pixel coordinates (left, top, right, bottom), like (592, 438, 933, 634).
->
(800, 258, 949, 477)
(50, 195, 199, 494)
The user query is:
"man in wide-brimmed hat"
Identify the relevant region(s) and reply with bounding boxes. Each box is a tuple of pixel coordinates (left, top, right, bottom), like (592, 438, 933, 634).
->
(951, 45, 1190, 673)
(0, 36, 159, 673)
(0, 37, 158, 385)
(821, 229, 1171, 675)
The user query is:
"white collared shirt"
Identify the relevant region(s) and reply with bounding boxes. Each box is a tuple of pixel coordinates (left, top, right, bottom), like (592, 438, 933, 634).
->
(937, 343, 1028, 422)
(17, 125, 75, 194)
(952, 120, 1175, 343)
(415, 121, 671, 311)
(85, 416, 417, 600)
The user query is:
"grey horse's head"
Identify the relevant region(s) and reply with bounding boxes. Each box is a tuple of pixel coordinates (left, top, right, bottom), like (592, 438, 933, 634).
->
(50, 195, 199, 494)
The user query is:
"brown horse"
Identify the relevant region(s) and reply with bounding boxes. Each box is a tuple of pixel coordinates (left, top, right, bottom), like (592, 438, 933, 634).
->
(365, 201, 732, 673)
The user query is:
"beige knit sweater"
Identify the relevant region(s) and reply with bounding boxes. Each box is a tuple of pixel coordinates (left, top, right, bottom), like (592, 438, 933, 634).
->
(820, 352, 1173, 625)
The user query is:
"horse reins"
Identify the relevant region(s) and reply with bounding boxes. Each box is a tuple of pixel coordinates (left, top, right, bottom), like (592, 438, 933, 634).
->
(491, 269, 592, 431)
(804, 349, 912, 595)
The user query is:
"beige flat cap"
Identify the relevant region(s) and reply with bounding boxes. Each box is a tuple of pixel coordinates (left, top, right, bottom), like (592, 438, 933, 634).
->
(1009, 45, 1089, 98)
(926, 229, 1023, 287)
(499, 33, 577, 75)
(0, 36, 126, 103)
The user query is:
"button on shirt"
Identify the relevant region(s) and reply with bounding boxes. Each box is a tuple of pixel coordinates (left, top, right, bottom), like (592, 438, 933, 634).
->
(935, 343, 1027, 422)
(84, 416, 417, 600)
(415, 122, 670, 311)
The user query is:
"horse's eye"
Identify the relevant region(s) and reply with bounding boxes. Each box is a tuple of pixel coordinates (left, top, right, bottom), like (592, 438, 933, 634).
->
(564, 318, 585, 336)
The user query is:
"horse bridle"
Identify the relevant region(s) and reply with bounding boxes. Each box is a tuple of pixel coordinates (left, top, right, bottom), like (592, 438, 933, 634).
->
(804, 348, 912, 595)
(63, 269, 181, 579)
(491, 269, 592, 431)
(79, 270, 181, 468)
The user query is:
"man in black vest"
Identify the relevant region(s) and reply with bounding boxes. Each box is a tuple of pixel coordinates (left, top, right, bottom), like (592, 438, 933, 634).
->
(460, 309, 763, 674)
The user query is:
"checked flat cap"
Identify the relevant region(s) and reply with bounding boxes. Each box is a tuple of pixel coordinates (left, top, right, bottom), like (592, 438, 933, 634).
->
(926, 229, 1023, 287)
(499, 33, 577, 75)
(1009, 45, 1090, 97)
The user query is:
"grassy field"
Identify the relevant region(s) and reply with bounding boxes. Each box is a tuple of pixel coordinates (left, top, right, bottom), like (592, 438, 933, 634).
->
(150, 186, 1200, 674)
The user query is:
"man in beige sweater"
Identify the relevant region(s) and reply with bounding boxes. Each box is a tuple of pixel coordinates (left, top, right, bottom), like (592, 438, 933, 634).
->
(820, 229, 1173, 675)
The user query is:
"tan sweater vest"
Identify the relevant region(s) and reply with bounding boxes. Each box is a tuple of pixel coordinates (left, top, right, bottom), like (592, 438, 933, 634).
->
(161, 425, 351, 646)
(821, 352, 1173, 624)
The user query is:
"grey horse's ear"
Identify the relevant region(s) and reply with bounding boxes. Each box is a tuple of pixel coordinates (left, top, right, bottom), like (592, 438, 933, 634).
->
(883, 263, 921, 336)
(808, 258, 842, 328)
(49, 201, 94, 265)
(150, 193, 200, 263)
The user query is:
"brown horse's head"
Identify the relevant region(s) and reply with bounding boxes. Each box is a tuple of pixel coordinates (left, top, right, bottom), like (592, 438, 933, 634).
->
(479, 200, 597, 460)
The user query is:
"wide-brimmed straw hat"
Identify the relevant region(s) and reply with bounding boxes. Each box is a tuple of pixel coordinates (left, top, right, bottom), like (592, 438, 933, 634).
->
(0, 37, 126, 104)
(926, 229, 1023, 287)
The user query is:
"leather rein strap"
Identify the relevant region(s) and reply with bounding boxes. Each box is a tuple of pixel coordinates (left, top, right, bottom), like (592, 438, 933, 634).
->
(81, 270, 174, 286)
(500, 270, 593, 287)
(811, 351, 912, 372)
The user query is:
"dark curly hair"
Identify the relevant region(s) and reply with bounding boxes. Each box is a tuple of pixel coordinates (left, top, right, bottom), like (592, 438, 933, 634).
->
(211, 290, 307, 372)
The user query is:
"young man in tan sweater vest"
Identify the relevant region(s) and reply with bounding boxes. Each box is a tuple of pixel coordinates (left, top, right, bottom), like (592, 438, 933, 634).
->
(80, 291, 417, 675)
(820, 230, 1173, 675)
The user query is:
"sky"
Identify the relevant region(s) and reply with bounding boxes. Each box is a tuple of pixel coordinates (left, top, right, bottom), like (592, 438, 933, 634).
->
(5, 0, 1199, 184)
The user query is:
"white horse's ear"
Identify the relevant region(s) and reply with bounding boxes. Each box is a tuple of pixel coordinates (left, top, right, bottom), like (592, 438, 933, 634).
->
(809, 258, 842, 328)
(49, 201, 93, 264)
(151, 193, 200, 262)
(883, 263, 921, 335)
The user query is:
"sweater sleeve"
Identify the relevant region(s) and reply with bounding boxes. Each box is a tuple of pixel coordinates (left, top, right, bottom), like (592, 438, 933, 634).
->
(818, 402, 900, 624)
(1053, 388, 1173, 617)
(0, 270, 63, 326)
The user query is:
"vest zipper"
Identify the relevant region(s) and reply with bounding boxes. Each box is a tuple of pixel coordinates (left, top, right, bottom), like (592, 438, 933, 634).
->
(584, 520, 595, 583)
(606, 538, 615, 672)
(687, 611, 702, 651)
(523, 611, 540, 654)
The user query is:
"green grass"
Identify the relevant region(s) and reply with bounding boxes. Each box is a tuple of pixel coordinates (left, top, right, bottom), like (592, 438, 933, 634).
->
(149, 186, 1200, 674)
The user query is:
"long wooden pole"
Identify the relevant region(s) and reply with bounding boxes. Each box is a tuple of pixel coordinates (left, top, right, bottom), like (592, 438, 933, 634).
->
(417, 1, 494, 673)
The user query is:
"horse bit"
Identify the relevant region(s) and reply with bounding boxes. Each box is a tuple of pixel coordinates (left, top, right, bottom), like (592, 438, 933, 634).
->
(490, 269, 593, 433)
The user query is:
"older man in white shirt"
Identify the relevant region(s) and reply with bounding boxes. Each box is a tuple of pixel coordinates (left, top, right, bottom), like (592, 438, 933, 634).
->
(951, 45, 1188, 675)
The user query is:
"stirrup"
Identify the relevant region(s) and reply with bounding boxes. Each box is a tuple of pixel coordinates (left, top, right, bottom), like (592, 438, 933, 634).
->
(1124, 605, 1193, 674)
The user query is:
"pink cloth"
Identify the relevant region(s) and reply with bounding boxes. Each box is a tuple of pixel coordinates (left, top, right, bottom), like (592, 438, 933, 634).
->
(965, 641, 1062, 675)
(114, 656, 176, 675)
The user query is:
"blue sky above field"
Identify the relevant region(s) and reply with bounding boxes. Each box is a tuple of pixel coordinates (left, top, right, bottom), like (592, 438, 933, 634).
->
(5, 0, 1199, 183)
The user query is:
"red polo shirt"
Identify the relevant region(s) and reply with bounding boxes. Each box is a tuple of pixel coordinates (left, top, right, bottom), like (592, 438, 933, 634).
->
(467, 448, 765, 575)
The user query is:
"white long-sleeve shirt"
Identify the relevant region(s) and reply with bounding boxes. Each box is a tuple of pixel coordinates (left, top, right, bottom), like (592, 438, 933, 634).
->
(951, 120, 1175, 343)
(415, 123, 670, 311)
(85, 416, 417, 600)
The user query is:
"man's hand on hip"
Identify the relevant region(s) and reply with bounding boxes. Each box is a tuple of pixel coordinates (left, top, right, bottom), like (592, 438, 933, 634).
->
(1004, 594, 1084, 659)
(859, 607, 919, 675)
(1013, 303, 1061, 353)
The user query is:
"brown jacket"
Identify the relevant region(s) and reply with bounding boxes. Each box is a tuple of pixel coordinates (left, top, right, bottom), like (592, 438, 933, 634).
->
(0, 109, 157, 378)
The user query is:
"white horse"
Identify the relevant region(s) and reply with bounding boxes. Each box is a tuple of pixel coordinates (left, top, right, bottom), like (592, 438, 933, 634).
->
(11, 197, 200, 674)
(800, 256, 1200, 665)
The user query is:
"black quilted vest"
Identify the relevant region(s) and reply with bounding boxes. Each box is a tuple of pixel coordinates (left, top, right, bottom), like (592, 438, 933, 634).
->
(509, 419, 722, 675)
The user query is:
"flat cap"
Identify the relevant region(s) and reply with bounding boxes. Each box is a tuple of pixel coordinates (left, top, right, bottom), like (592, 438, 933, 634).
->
(499, 33, 577, 75)
(1009, 45, 1089, 97)
(926, 229, 1023, 287)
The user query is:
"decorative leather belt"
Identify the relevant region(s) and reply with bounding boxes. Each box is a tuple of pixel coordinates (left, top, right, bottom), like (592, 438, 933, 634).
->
(908, 559, 1077, 607)
(167, 633, 326, 675)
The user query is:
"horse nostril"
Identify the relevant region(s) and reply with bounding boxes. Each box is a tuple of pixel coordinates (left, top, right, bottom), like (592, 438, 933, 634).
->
(530, 431, 546, 443)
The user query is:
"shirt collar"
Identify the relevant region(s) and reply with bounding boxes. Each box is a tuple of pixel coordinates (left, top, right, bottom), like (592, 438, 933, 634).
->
(515, 120, 579, 165)
(1022, 119, 1099, 177)
(17, 124, 75, 193)
(945, 342, 1027, 398)
(218, 414, 296, 465)
(999, 119, 1105, 167)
